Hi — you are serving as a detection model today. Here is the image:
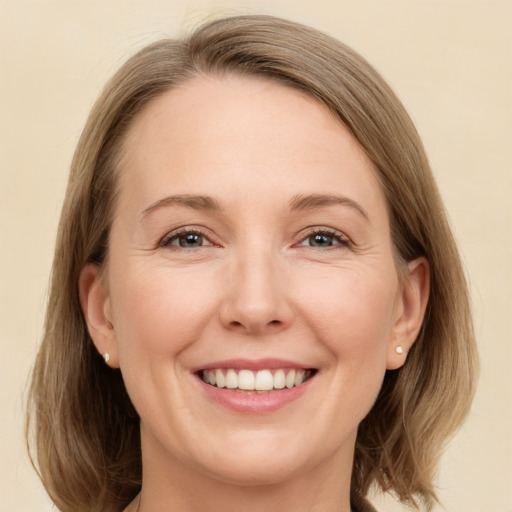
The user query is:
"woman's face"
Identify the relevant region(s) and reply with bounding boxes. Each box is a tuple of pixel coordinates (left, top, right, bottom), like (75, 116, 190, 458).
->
(84, 75, 422, 485)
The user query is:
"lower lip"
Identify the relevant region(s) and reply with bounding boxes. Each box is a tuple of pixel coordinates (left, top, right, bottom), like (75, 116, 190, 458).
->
(197, 376, 314, 414)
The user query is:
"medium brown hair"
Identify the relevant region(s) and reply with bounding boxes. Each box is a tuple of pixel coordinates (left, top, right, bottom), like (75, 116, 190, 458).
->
(27, 14, 478, 512)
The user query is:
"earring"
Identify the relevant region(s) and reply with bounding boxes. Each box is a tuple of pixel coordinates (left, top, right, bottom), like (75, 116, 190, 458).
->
(102, 353, 110, 364)
(395, 345, 404, 355)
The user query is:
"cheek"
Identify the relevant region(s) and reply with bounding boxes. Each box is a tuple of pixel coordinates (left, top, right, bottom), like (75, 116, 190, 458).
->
(297, 268, 397, 402)
(300, 268, 397, 348)
(109, 263, 219, 361)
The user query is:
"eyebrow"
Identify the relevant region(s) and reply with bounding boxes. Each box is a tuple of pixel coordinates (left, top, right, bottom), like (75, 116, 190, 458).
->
(140, 194, 222, 219)
(140, 192, 369, 221)
(289, 193, 369, 220)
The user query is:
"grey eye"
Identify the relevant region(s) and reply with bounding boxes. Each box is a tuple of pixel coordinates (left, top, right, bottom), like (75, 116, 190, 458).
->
(163, 230, 213, 248)
(295, 229, 349, 250)
(308, 233, 335, 247)
(175, 233, 204, 248)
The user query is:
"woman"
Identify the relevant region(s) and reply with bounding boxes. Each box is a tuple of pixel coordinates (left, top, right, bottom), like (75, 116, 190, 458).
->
(27, 14, 478, 512)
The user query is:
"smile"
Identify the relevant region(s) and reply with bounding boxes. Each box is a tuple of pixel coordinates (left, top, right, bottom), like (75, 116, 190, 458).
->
(200, 368, 316, 393)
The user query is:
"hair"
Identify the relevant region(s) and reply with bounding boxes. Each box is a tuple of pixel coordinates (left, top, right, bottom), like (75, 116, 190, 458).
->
(27, 14, 478, 512)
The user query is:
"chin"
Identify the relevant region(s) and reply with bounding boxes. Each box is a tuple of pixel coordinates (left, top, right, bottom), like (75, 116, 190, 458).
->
(191, 430, 326, 487)
(203, 453, 307, 487)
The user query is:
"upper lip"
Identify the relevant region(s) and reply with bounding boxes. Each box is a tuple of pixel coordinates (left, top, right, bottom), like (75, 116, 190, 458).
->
(192, 358, 315, 372)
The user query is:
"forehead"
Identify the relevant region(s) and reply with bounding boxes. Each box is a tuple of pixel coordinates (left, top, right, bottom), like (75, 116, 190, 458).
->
(117, 74, 385, 216)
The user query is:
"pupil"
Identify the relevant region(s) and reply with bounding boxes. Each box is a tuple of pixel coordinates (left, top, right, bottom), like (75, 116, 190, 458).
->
(311, 234, 332, 247)
(179, 233, 202, 247)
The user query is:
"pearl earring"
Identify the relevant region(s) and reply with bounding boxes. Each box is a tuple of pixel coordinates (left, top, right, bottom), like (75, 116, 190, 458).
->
(395, 345, 404, 354)
(102, 353, 110, 364)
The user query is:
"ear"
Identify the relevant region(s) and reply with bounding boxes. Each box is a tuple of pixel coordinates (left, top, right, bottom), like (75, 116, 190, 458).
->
(79, 263, 119, 368)
(387, 257, 430, 370)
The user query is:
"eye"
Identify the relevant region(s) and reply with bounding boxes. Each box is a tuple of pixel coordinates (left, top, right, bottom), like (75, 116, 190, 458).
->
(295, 228, 350, 249)
(161, 229, 214, 249)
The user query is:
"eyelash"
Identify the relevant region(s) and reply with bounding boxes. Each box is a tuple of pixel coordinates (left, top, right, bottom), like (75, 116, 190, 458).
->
(160, 226, 352, 250)
(293, 227, 352, 250)
(160, 227, 216, 248)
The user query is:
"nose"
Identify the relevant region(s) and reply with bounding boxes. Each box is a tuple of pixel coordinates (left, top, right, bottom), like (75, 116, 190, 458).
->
(219, 250, 294, 336)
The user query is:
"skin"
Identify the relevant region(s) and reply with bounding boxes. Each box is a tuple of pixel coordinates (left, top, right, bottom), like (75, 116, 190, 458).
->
(80, 75, 429, 512)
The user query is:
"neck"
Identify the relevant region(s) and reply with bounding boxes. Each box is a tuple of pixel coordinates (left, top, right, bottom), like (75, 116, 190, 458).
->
(133, 439, 354, 512)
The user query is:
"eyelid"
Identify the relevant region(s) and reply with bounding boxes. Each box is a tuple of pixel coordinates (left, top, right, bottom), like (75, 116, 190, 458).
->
(159, 226, 220, 248)
(158, 225, 351, 250)
(293, 226, 352, 249)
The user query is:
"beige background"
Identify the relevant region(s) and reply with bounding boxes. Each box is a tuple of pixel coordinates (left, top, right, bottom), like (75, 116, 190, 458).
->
(1, 1, 511, 511)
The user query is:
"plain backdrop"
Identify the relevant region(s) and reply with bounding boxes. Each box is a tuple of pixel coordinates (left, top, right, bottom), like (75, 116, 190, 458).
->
(1, 1, 511, 511)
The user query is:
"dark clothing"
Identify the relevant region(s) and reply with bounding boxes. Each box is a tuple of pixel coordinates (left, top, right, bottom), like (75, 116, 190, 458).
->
(352, 491, 378, 512)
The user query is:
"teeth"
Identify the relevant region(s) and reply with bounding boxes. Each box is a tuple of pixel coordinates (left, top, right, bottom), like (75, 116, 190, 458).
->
(255, 369, 274, 390)
(226, 369, 238, 389)
(238, 369, 255, 390)
(285, 370, 295, 389)
(294, 370, 305, 387)
(201, 368, 312, 391)
(207, 370, 216, 386)
(273, 369, 286, 389)
(215, 369, 225, 388)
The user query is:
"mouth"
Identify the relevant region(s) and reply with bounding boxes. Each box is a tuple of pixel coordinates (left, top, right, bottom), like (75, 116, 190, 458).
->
(198, 368, 317, 393)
